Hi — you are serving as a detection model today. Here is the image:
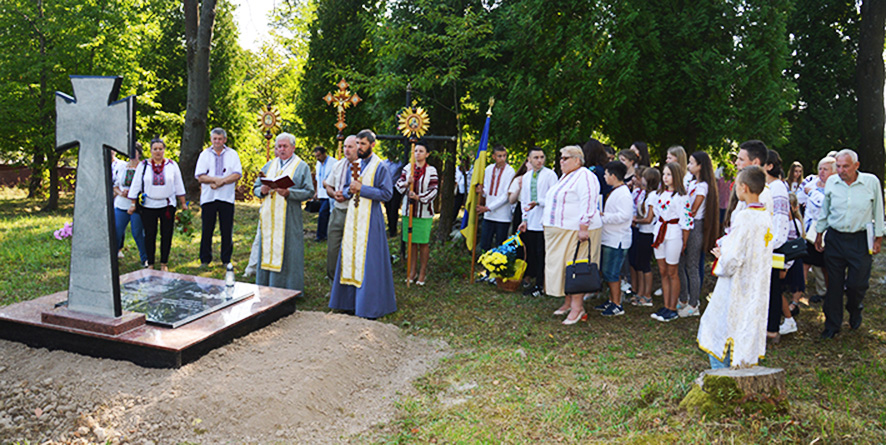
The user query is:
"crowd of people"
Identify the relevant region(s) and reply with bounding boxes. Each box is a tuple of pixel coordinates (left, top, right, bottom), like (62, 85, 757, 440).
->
(464, 139, 883, 369)
(110, 128, 884, 369)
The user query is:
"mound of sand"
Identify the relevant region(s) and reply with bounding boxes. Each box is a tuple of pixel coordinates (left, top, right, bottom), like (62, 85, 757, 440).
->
(0, 311, 448, 444)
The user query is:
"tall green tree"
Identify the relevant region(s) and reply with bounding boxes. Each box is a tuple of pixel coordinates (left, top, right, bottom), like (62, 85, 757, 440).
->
(784, 0, 859, 168)
(0, 0, 150, 209)
(489, 0, 609, 151)
(180, 0, 219, 200)
(591, 0, 794, 161)
(292, 0, 378, 152)
(370, 0, 500, 239)
(857, 0, 886, 183)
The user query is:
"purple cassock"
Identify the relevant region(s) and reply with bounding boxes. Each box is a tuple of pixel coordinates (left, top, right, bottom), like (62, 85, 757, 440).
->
(328, 156, 397, 318)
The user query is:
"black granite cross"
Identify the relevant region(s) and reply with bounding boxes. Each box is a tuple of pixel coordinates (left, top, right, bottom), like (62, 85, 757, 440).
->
(56, 76, 136, 318)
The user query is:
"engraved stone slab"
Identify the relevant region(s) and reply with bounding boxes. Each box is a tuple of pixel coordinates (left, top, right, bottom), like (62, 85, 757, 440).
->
(56, 76, 135, 318)
(121, 275, 253, 328)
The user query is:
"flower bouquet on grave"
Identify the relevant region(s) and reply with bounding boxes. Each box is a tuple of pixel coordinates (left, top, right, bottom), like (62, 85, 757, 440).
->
(174, 203, 195, 238)
(53, 222, 73, 240)
(478, 234, 527, 291)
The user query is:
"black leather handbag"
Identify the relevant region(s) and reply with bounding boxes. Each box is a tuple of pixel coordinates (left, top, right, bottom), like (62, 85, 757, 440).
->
(775, 218, 807, 262)
(564, 241, 602, 294)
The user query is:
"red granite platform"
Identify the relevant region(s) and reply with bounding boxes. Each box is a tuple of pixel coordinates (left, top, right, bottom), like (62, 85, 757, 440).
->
(0, 269, 299, 368)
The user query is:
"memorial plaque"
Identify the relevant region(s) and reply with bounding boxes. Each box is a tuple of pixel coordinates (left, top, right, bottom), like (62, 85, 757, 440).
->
(121, 276, 253, 328)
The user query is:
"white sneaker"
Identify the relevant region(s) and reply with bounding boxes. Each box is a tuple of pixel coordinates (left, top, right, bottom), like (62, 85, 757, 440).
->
(620, 280, 632, 292)
(654, 288, 663, 296)
(117, 251, 124, 259)
(779, 317, 798, 335)
(677, 305, 700, 318)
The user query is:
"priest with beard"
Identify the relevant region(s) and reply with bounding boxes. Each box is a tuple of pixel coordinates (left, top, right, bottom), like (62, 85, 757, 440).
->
(329, 129, 397, 318)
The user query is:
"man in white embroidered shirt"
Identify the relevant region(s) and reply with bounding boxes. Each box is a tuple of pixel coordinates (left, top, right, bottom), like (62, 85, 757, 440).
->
(477, 145, 515, 252)
(516, 147, 557, 296)
(195, 127, 242, 268)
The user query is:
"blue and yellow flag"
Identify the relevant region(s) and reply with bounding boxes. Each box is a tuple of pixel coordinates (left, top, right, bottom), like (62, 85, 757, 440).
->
(459, 114, 491, 250)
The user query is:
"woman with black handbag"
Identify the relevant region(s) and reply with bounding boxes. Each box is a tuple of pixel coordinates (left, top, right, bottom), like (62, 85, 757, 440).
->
(543, 145, 602, 325)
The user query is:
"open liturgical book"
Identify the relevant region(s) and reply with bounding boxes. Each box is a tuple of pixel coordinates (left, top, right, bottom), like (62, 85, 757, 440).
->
(260, 174, 295, 189)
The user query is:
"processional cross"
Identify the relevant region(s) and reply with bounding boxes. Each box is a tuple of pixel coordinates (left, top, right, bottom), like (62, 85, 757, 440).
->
(322, 78, 361, 157)
(56, 76, 136, 318)
(397, 106, 430, 287)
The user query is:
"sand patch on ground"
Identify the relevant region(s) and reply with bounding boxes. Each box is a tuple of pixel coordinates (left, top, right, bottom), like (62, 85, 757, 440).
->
(0, 311, 448, 443)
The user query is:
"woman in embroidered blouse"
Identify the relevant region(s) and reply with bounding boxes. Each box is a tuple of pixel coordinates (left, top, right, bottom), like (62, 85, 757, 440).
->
(127, 138, 187, 272)
(113, 144, 148, 267)
(544, 145, 603, 325)
(395, 142, 438, 285)
(786, 161, 804, 194)
(650, 162, 692, 322)
(677, 151, 719, 318)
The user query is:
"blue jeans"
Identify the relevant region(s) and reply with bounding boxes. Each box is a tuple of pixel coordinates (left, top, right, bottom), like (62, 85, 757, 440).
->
(600, 245, 627, 283)
(114, 207, 147, 263)
(708, 347, 732, 370)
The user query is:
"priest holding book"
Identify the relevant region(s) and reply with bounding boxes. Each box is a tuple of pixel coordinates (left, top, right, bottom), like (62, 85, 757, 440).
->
(253, 132, 314, 291)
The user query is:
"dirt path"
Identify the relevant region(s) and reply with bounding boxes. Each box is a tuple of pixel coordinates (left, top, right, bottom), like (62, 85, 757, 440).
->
(0, 311, 449, 444)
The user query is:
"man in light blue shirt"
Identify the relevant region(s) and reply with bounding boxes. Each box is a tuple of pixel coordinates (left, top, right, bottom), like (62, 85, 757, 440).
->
(814, 149, 884, 338)
(313, 146, 336, 241)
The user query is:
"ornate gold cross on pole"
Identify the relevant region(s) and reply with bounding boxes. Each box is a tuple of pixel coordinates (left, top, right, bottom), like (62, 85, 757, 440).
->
(397, 105, 430, 287)
(322, 78, 361, 157)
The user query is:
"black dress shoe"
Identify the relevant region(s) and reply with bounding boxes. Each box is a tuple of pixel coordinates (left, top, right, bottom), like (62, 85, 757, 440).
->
(809, 294, 824, 303)
(820, 328, 839, 339)
(850, 311, 863, 330)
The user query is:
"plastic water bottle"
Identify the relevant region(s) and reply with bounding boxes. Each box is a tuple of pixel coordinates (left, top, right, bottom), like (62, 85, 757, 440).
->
(225, 263, 235, 299)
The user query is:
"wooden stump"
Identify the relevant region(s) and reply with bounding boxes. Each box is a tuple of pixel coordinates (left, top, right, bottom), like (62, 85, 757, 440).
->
(680, 367, 788, 417)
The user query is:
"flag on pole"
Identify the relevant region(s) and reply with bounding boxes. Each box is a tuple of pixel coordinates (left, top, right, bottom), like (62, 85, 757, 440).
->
(459, 114, 491, 250)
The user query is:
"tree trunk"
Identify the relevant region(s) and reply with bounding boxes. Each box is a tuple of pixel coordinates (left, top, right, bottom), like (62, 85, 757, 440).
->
(42, 152, 60, 211)
(435, 140, 457, 242)
(857, 0, 886, 183)
(28, 149, 43, 199)
(180, 0, 217, 202)
(29, 0, 47, 201)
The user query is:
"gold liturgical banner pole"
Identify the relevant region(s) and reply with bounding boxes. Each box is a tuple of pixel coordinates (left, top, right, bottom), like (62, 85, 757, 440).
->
(397, 106, 430, 287)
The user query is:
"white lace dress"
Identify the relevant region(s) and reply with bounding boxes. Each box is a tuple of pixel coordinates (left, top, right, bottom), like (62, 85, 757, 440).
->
(697, 206, 774, 366)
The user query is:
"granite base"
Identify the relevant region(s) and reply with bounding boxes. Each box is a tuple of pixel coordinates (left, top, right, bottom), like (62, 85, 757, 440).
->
(0, 270, 298, 368)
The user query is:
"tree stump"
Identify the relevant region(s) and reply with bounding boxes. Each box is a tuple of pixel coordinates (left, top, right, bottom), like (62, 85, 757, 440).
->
(680, 367, 788, 417)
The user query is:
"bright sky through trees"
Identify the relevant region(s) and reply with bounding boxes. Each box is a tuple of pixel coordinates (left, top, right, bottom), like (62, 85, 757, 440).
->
(233, 0, 277, 51)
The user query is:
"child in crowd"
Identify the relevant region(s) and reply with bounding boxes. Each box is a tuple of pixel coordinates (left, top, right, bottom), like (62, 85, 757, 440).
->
(677, 152, 719, 317)
(778, 193, 805, 335)
(697, 166, 773, 369)
(630, 168, 660, 307)
(650, 163, 692, 322)
(595, 161, 633, 316)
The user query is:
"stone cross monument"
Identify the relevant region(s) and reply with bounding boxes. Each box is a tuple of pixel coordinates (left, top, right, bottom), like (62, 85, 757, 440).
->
(56, 76, 136, 318)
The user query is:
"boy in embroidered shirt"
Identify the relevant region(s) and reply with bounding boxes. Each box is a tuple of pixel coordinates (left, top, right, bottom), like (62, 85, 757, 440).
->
(596, 161, 633, 316)
(697, 166, 773, 369)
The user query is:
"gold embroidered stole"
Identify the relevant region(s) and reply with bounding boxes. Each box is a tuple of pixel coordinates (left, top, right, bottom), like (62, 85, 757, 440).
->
(340, 155, 381, 287)
(260, 156, 301, 272)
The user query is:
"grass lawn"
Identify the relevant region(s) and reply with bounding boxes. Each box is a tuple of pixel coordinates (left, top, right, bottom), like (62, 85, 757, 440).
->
(2, 187, 885, 443)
